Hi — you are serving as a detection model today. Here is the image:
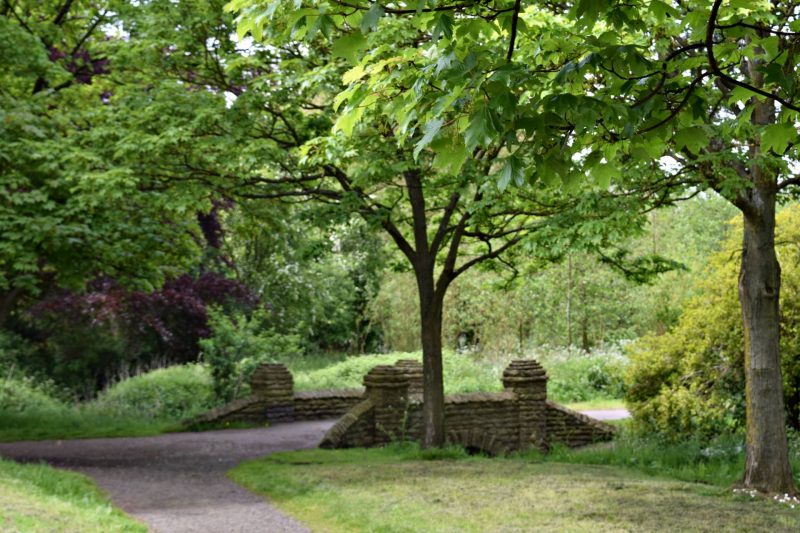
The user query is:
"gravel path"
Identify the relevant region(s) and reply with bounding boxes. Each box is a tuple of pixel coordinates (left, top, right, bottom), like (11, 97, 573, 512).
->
(0, 410, 623, 532)
(0, 420, 335, 533)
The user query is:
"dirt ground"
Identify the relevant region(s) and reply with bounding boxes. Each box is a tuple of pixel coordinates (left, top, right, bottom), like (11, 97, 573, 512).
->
(0, 420, 335, 533)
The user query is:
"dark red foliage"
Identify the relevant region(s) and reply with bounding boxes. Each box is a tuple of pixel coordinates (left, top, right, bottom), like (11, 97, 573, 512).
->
(47, 45, 110, 84)
(31, 273, 257, 364)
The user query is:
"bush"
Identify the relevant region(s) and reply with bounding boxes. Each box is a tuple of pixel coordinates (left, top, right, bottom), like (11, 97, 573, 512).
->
(289, 348, 627, 403)
(91, 364, 216, 420)
(537, 346, 628, 403)
(625, 205, 800, 439)
(199, 307, 303, 401)
(291, 351, 502, 393)
(0, 377, 66, 413)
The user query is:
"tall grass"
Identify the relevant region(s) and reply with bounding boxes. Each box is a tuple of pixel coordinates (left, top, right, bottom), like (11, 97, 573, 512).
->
(0, 364, 217, 442)
(542, 429, 800, 487)
(286, 346, 628, 403)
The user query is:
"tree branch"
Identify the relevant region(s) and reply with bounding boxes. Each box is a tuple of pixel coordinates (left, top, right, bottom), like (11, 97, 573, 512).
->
(706, 0, 800, 112)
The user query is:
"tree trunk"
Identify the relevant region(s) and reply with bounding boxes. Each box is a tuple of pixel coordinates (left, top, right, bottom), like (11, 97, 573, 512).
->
(416, 267, 446, 448)
(738, 189, 795, 493)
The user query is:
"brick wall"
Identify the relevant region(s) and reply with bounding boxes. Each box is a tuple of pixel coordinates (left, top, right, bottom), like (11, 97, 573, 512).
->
(188, 359, 616, 454)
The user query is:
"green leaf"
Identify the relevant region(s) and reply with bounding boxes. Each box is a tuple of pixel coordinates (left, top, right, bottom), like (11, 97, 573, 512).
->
(674, 126, 708, 155)
(414, 119, 444, 159)
(431, 13, 454, 41)
(496, 155, 524, 191)
(342, 64, 367, 84)
(592, 163, 618, 189)
(464, 104, 501, 152)
(333, 106, 365, 136)
(431, 136, 468, 175)
(332, 32, 368, 65)
(761, 123, 796, 154)
(360, 4, 385, 33)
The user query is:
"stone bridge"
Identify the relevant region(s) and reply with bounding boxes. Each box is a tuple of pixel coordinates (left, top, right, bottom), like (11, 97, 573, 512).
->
(188, 359, 615, 454)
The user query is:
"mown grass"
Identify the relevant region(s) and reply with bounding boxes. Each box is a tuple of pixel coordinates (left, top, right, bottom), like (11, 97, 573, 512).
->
(230, 444, 800, 533)
(0, 458, 145, 532)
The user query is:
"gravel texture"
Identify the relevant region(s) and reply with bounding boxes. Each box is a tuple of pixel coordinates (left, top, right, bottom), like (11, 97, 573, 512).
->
(0, 420, 335, 533)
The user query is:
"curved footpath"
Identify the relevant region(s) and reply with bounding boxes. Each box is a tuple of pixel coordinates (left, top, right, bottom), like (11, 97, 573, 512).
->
(0, 420, 335, 533)
(0, 410, 627, 533)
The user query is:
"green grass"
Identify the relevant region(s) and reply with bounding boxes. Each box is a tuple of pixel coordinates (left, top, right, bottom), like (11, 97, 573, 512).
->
(564, 398, 627, 411)
(545, 431, 800, 488)
(0, 458, 145, 532)
(0, 364, 219, 442)
(0, 410, 180, 442)
(284, 348, 628, 405)
(230, 444, 800, 533)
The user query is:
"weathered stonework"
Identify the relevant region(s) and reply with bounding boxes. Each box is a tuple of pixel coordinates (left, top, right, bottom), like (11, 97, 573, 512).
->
(185, 362, 363, 427)
(320, 359, 615, 454)
(188, 359, 615, 454)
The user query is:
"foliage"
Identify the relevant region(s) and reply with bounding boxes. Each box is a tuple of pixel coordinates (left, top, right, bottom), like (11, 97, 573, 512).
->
(20, 273, 256, 398)
(0, 377, 65, 414)
(200, 307, 302, 400)
(230, 446, 800, 533)
(538, 346, 628, 403)
(91, 364, 217, 420)
(288, 347, 626, 403)
(0, 2, 204, 323)
(225, 203, 386, 353)
(546, 429, 800, 489)
(0, 458, 145, 532)
(370, 195, 737, 353)
(626, 205, 800, 439)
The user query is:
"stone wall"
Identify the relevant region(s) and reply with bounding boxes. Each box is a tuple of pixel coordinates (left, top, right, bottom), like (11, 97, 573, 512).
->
(185, 364, 363, 427)
(320, 359, 615, 454)
(188, 359, 616, 455)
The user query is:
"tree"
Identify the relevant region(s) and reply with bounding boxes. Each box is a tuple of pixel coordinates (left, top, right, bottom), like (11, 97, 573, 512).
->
(627, 204, 800, 439)
(220, 0, 684, 447)
(0, 1, 203, 326)
(230, 0, 800, 491)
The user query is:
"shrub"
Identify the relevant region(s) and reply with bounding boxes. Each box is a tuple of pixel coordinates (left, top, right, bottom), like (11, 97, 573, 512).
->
(536, 346, 628, 403)
(90, 364, 216, 420)
(200, 307, 302, 401)
(292, 351, 501, 394)
(625, 205, 800, 439)
(0, 377, 66, 413)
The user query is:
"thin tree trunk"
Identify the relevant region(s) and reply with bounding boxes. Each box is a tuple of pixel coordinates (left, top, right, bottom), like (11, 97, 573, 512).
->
(566, 255, 573, 347)
(739, 193, 795, 493)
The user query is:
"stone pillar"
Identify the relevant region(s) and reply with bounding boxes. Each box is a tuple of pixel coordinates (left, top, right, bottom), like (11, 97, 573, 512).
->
(363, 365, 409, 444)
(250, 363, 294, 424)
(394, 359, 424, 396)
(503, 359, 548, 451)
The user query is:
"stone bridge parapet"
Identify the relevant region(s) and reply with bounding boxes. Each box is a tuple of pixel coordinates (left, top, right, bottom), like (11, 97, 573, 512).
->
(188, 358, 615, 453)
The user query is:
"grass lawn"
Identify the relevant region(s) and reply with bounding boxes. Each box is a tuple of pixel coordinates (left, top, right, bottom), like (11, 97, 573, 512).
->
(0, 458, 145, 532)
(230, 446, 800, 533)
(0, 410, 180, 442)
